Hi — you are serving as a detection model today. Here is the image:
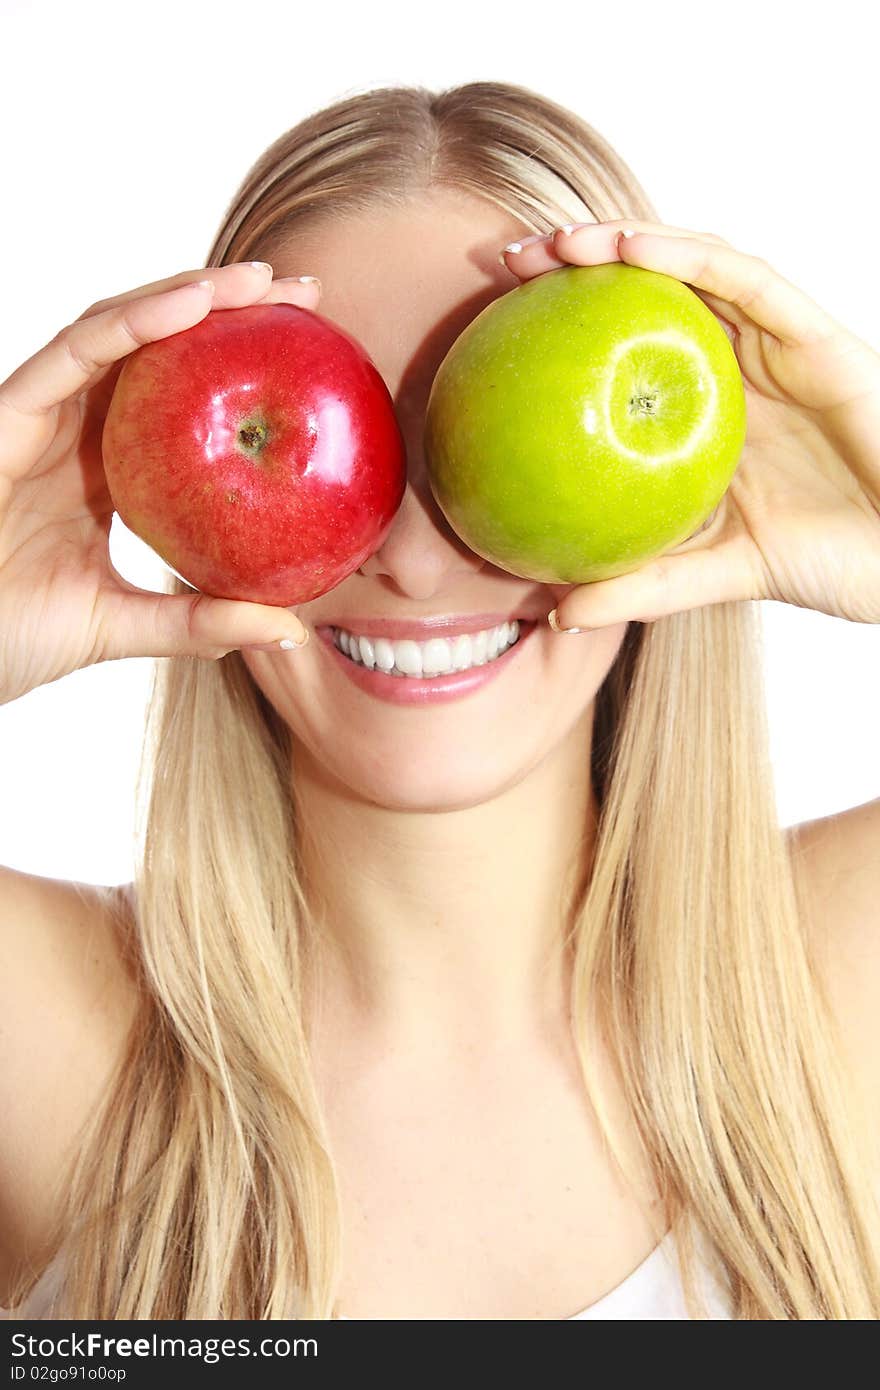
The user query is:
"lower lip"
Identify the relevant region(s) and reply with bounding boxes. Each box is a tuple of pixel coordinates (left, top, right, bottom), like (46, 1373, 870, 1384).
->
(315, 624, 537, 705)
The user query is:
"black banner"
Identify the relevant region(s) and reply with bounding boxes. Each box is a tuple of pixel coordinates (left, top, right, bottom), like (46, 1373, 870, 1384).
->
(2, 1319, 572, 1385)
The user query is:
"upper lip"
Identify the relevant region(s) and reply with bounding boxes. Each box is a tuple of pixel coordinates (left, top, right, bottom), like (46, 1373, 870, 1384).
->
(315, 612, 540, 640)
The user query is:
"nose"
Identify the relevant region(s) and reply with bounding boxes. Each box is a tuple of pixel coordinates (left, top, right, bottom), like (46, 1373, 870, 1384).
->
(358, 470, 486, 601)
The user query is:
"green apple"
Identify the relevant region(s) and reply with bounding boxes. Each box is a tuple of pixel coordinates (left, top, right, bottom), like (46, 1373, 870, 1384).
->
(424, 262, 747, 583)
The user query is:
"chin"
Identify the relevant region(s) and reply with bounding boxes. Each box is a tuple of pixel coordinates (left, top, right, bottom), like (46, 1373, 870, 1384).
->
(303, 734, 537, 814)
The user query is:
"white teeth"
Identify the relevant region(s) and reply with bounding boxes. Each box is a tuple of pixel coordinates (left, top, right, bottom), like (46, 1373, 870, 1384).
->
(422, 637, 454, 677)
(451, 634, 472, 671)
(394, 640, 423, 678)
(332, 620, 521, 678)
(373, 637, 396, 672)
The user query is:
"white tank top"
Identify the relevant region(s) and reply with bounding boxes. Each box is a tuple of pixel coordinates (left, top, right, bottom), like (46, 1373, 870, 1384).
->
(1, 1228, 734, 1320)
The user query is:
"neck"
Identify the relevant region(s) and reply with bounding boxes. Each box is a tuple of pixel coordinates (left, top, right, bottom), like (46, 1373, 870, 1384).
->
(294, 708, 598, 1064)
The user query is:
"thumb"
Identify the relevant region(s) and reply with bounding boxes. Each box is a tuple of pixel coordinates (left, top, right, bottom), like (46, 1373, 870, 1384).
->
(100, 586, 310, 662)
(549, 540, 761, 631)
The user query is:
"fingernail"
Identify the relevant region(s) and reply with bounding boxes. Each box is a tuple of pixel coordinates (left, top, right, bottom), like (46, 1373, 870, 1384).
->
(547, 608, 586, 634)
(276, 275, 322, 288)
(248, 261, 274, 273)
(501, 234, 552, 257)
(556, 222, 591, 236)
(243, 632, 309, 652)
(618, 228, 636, 240)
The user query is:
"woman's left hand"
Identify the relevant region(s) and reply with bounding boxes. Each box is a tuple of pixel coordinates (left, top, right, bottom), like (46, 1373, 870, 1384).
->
(500, 221, 880, 630)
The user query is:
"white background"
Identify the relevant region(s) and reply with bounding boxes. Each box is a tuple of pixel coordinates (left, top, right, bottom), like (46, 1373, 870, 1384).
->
(1, 0, 877, 885)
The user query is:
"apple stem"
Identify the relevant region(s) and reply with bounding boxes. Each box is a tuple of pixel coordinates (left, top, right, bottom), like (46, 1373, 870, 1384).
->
(630, 392, 660, 416)
(237, 418, 270, 456)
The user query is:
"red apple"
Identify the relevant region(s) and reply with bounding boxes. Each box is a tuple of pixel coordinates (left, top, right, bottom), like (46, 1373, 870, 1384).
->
(101, 302, 407, 606)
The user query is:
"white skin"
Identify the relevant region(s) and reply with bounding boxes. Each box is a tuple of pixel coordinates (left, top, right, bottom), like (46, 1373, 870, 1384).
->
(241, 190, 659, 1316)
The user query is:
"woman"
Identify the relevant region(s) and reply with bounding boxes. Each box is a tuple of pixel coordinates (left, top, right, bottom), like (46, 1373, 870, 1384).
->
(1, 81, 879, 1320)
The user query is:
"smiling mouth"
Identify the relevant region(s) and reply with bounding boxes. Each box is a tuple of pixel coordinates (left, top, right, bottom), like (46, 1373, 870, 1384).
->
(329, 618, 529, 678)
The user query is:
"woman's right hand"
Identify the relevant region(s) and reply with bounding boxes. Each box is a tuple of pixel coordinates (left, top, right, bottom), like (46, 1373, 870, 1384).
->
(0, 263, 321, 704)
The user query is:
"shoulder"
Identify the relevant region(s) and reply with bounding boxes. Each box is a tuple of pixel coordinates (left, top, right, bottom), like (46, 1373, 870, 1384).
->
(785, 797, 879, 952)
(784, 799, 880, 1145)
(0, 867, 139, 1053)
(0, 867, 140, 1299)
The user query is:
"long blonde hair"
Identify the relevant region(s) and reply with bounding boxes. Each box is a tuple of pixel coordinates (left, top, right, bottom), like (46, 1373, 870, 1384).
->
(23, 81, 880, 1319)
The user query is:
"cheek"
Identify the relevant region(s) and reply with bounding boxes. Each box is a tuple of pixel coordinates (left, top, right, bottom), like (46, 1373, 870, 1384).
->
(239, 650, 312, 738)
(532, 624, 633, 813)
(541, 622, 630, 715)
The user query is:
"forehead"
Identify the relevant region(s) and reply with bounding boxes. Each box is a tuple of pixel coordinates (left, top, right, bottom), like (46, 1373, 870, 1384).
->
(270, 190, 528, 399)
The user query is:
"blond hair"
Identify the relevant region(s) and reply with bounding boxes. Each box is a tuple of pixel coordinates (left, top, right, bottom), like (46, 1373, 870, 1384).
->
(16, 81, 879, 1319)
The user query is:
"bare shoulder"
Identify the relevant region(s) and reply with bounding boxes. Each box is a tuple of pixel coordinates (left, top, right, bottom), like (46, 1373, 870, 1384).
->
(0, 866, 140, 1297)
(0, 865, 140, 1031)
(784, 798, 880, 1130)
(785, 796, 879, 942)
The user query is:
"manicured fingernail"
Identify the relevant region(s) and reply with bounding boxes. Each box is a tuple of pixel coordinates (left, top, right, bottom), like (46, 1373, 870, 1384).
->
(248, 261, 274, 273)
(501, 234, 551, 257)
(276, 275, 322, 288)
(243, 632, 309, 652)
(619, 228, 636, 240)
(556, 222, 591, 236)
(547, 608, 586, 634)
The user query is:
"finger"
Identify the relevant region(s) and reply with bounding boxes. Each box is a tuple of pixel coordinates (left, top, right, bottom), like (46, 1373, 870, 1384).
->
(1, 279, 221, 420)
(611, 230, 844, 348)
(79, 264, 261, 316)
(82, 262, 322, 319)
(684, 286, 746, 343)
(500, 219, 729, 281)
(0, 280, 217, 475)
(0, 269, 322, 467)
(80, 266, 320, 409)
(259, 276, 323, 309)
(548, 536, 765, 630)
(97, 583, 310, 663)
(499, 232, 567, 277)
